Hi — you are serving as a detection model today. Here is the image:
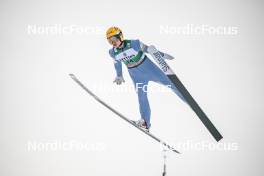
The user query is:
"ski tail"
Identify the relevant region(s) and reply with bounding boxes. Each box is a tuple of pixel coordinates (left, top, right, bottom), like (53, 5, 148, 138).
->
(148, 46, 223, 142)
(168, 74, 223, 142)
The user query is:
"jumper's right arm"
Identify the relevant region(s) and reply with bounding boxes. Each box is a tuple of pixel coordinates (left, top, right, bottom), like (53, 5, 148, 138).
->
(109, 50, 125, 85)
(113, 60, 123, 77)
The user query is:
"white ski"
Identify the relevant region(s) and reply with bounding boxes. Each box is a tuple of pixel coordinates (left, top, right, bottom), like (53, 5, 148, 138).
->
(69, 73, 180, 154)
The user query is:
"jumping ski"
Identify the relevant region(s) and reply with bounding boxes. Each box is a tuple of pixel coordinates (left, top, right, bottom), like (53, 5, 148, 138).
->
(69, 73, 180, 154)
(148, 46, 223, 142)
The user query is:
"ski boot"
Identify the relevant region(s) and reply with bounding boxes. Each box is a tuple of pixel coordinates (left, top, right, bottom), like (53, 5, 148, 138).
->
(131, 119, 150, 132)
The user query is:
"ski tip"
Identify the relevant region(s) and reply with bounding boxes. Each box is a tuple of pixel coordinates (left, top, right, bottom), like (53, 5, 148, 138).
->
(170, 148, 181, 154)
(69, 73, 75, 78)
(174, 150, 181, 154)
(216, 136, 223, 142)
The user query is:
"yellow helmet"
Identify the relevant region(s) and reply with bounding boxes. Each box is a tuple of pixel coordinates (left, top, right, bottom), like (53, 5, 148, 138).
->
(106, 26, 124, 41)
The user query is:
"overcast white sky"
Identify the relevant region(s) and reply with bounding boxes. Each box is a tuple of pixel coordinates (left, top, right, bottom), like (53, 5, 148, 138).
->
(0, 0, 263, 175)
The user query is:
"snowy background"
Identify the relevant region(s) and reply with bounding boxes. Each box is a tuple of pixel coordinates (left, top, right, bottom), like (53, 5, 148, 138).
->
(1, 0, 263, 175)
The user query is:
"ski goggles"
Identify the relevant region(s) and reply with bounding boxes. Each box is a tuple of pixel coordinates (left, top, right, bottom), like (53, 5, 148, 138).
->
(107, 36, 120, 45)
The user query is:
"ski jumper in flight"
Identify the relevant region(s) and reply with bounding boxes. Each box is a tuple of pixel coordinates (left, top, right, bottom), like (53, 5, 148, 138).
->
(106, 26, 186, 131)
